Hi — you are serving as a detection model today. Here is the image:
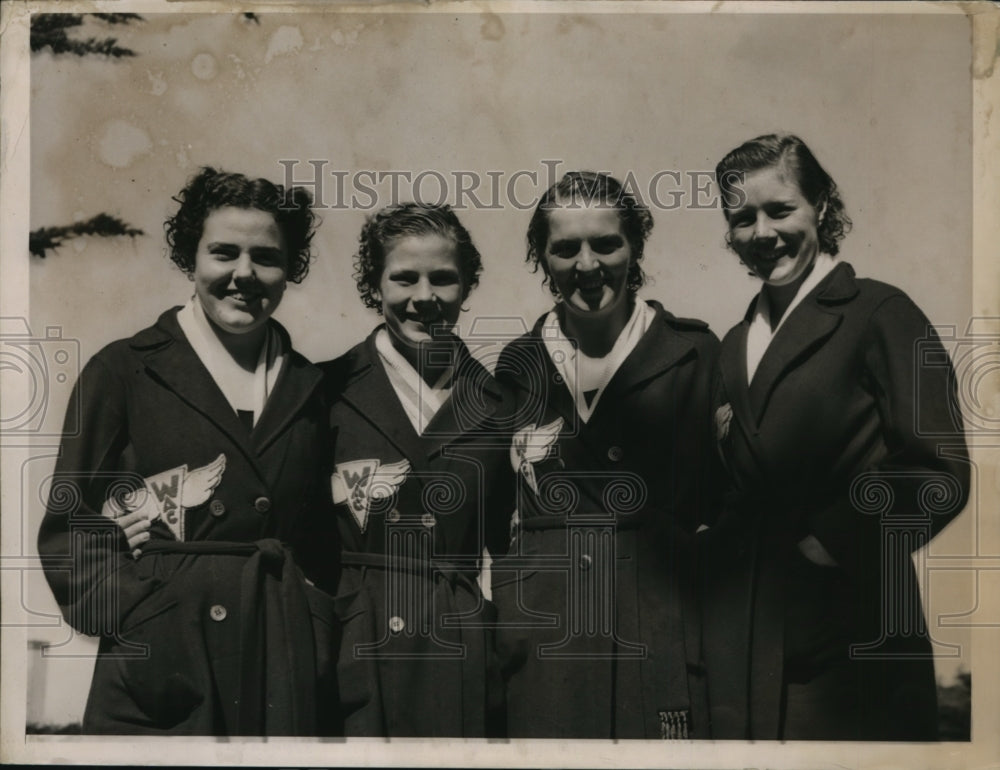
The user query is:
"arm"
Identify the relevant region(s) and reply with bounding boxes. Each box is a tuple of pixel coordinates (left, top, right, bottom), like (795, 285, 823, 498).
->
(36, 354, 161, 636)
(806, 293, 970, 577)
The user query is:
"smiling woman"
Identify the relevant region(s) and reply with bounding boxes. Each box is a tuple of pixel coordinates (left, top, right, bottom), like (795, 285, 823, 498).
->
(322, 203, 514, 737)
(36, 167, 340, 736)
(703, 134, 969, 740)
(491, 172, 720, 739)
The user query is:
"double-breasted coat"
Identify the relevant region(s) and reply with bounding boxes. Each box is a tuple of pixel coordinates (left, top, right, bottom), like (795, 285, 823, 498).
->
(703, 263, 970, 740)
(37, 308, 340, 735)
(491, 301, 720, 739)
(322, 329, 514, 737)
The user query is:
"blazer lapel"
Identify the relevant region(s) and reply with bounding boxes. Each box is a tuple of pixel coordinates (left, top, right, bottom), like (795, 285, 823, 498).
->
(338, 332, 426, 463)
(423, 346, 502, 460)
(251, 349, 323, 456)
(135, 311, 259, 473)
(747, 263, 857, 424)
(603, 304, 696, 397)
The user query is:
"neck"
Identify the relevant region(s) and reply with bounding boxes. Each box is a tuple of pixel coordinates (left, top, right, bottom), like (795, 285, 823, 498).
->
(390, 332, 457, 387)
(208, 322, 268, 371)
(560, 297, 634, 358)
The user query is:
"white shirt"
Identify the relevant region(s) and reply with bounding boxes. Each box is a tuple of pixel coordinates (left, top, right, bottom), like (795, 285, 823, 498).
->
(175, 297, 285, 425)
(746, 254, 839, 383)
(374, 327, 454, 436)
(542, 300, 656, 423)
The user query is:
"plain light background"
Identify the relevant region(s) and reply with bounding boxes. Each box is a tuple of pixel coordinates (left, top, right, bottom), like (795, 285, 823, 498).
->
(21, 8, 975, 727)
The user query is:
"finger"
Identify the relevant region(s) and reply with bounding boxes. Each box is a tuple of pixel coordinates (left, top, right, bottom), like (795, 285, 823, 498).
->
(132, 547, 144, 560)
(116, 509, 148, 529)
(127, 530, 150, 552)
(122, 518, 151, 539)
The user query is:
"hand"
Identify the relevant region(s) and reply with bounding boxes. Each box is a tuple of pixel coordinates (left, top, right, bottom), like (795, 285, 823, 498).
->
(101, 495, 152, 558)
(797, 534, 838, 567)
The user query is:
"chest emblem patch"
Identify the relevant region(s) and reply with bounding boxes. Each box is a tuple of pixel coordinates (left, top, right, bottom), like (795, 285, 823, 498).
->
(103, 453, 227, 542)
(510, 417, 563, 495)
(331, 458, 411, 532)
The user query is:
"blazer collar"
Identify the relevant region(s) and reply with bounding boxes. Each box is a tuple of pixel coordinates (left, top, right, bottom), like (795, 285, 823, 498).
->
(739, 261, 858, 424)
(132, 308, 322, 471)
(337, 329, 504, 462)
(605, 301, 698, 395)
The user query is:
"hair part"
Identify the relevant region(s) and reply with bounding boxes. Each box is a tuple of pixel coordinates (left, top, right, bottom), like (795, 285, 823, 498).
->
(353, 202, 483, 313)
(715, 133, 852, 256)
(164, 166, 317, 283)
(526, 171, 653, 297)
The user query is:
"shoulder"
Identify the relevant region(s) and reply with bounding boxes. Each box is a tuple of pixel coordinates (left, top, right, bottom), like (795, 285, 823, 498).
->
(87, 308, 181, 374)
(496, 318, 548, 378)
(318, 337, 372, 394)
(649, 301, 721, 355)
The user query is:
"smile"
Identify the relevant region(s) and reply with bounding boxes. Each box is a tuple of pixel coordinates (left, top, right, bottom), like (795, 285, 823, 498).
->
(576, 272, 606, 292)
(224, 290, 262, 303)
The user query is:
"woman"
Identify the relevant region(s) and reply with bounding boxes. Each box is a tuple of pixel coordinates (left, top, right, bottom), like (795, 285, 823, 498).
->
(324, 202, 513, 737)
(491, 171, 719, 739)
(704, 134, 970, 740)
(37, 168, 339, 735)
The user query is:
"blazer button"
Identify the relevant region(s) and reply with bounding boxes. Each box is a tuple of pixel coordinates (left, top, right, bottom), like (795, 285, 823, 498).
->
(209, 499, 226, 518)
(209, 604, 227, 622)
(253, 496, 271, 513)
(580, 553, 593, 570)
(388, 509, 401, 523)
(421, 513, 436, 528)
(389, 615, 405, 633)
(607, 446, 624, 462)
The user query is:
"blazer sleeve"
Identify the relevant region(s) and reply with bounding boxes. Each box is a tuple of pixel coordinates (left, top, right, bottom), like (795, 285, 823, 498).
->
(807, 293, 970, 578)
(36, 354, 163, 636)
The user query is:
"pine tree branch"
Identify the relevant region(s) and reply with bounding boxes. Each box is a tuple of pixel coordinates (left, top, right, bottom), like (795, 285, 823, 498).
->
(29, 215, 145, 258)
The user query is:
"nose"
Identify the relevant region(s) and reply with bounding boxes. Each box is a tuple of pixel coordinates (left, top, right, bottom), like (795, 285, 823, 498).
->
(752, 214, 777, 241)
(575, 243, 599, 271)
(411, 277, 436, 304)
(232, 252, 256, 282)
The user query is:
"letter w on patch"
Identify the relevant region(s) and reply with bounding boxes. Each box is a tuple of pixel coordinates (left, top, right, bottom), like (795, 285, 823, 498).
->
(332, 458, 411, 532)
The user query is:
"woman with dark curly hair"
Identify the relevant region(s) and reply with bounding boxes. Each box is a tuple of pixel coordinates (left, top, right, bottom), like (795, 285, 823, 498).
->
(703, 134, 969, 739)
(322, 202, 514, 736)
(37, 167, 340, 735)
(491, 171, 720, 738)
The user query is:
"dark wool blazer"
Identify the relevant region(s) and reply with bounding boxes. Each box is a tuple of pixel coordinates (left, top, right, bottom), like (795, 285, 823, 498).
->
(491, 300, 720, 739)
(322, 328, 515, 737)
(703, 262, 969, 740)
(37, 308, 339, 735)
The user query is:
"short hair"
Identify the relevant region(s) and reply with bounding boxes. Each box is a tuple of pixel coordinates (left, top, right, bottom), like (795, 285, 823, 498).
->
(526, 171, 653, 297)
(164, 166, 317, 283)
(353, 202, 483, 313)
(715, 133, 852, 256)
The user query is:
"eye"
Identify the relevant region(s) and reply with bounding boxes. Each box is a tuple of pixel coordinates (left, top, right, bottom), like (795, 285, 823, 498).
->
(548, 240, 581, 259)
(430, 270, 461, 287)
(387, 270, 417, 285)
(589, 236, 624, 255)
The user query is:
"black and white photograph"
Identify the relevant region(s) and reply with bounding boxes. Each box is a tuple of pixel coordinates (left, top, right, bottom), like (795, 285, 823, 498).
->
(1, 1, 998, 767)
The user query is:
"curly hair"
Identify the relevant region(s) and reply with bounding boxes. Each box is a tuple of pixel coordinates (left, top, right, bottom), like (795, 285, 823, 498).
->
(715, 134, 852, 256)
(525, 171, 654, 298)
(164, 167, 317, 283)
(353, 202, 483, 313)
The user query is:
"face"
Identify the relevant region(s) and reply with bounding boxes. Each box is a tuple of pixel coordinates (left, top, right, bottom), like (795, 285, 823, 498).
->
(725, 165, 824, 288)
(543, 202, 632, 316)
(378, 233, 465, 350)
(193, 206, 288, 336)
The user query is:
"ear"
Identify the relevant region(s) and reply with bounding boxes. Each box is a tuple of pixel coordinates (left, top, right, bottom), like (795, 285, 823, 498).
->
(817, 198, 828, 225)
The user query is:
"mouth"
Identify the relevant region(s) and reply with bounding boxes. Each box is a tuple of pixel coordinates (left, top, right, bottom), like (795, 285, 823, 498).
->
(751, 247, 789, 264)
(575, 271, 607, 294)
(223, 290, 263, 305)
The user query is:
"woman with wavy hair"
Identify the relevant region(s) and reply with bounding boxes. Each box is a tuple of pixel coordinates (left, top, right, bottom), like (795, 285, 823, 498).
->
(323, 202, 513, 736)
(703, 134, 969, 739)
(491, 171, 720, 738)
(38, 167, 339, 735)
